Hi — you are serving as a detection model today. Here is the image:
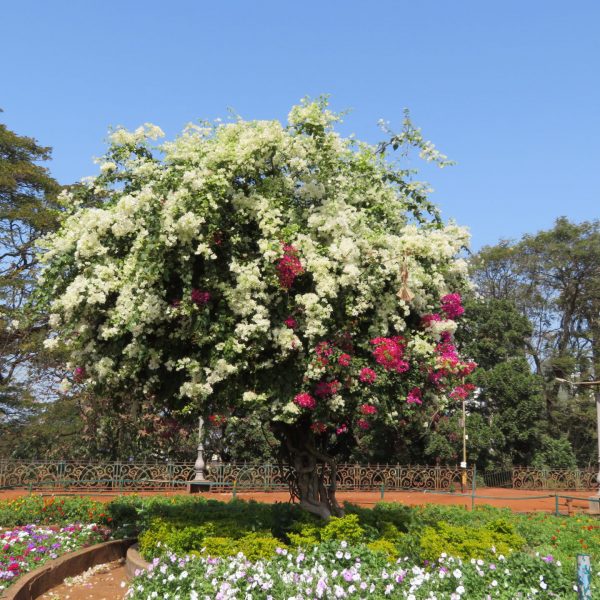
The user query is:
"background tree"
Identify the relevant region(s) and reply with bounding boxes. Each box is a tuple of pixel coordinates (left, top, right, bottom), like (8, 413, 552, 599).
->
(0, 112, 61, 438)
(38, 99, 474, 517)
(471, 218, 600, 467)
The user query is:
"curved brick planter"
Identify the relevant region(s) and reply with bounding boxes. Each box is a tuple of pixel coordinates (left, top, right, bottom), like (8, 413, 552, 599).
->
(2, 538, 135, 600)
(125, 544, 150, 580)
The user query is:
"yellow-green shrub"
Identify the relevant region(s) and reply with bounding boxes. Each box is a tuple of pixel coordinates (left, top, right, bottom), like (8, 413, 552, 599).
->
(367, 539, 399, 561)
(419, 521, 525, 561)
(321, 514, 365, 543)
(237, 533, 284, 560)
(201, 536, 238, 557)
(138, 518, 215, 558)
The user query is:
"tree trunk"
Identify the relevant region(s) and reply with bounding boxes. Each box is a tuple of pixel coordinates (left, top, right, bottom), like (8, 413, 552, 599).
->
(273, 422, 343, 520)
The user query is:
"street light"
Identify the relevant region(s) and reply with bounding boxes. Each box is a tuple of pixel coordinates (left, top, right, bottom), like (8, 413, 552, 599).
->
(188, 415, 211, 493)
(460, 396, 467, 493)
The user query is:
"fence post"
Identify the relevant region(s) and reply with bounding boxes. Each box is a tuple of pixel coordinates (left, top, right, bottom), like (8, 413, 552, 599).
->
(471, 464, 477, 511)
(380, 483, 385, 500)
(232, 480, 237, 499)
(555, 494, 560, 516)
(577, 554, 592, 599)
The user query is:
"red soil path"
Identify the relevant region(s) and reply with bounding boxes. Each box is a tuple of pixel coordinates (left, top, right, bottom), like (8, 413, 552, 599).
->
(1, 487, 597, 514)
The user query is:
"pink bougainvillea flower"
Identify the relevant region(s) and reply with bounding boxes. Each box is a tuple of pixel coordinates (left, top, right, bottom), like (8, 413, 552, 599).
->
(336, 424, 348, 435)
(191, 289, 211, 306)
(338, 353, 352, 367)
(276, 243, 304, 289)
(310, 421, 327, 434)
(359, 403, 378, 415)
(359, 367, 377, 384)
(315, 341, 333, 357)
(294, 392, 316, 410)
(357, 418, 370, 430)
(406, 387, 423, 404)
(73, 367, 85, 383)
(449, 383, 476, 400)
(314, 380, 341, 397)
(421, 313, 442, 328)
(441, 293, 464, 319)
(370, 337, 409, 373)
(284, 316, 298, 329)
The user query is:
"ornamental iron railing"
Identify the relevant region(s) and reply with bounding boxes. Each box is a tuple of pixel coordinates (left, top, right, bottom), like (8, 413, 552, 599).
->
(482, 467, 597, 490)
(0, 461, 472, 492)
(0, 461, 596, 492)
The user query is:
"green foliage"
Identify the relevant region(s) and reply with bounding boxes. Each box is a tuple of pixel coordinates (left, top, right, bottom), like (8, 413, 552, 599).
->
(139, 518, 216, 557)
(139, 516, 283, 560)
(0, 115, 62, 452)
(531, 434, 578, 469)
(235, 533, 284, 560)
(320, 514, 365, 543)
(366, 539, 399, 561)
(471, 217, 600, 467)
(419, 520, 525, 561)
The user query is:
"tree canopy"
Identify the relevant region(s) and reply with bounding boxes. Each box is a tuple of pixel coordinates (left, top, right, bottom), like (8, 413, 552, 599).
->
(0, 113, 61, 430)
(38, 99, 475, 517)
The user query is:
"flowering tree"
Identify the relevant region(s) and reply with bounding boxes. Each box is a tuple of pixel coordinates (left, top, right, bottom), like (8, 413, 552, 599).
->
(38, 99, 475, 518)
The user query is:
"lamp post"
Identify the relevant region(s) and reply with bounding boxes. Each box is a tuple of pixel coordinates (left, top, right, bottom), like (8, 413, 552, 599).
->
(194, 415, 206, 482)
(188, 415, 211, 493)
(460, 396, 467, 494)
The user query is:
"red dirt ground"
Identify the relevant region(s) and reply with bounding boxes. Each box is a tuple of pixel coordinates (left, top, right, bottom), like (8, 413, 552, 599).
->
(37, 559, 127, 600)
(1, 487, 597, 514)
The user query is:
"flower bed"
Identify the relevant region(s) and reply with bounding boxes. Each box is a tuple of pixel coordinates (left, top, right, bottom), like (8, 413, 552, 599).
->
(0, 495, 108, 527)
(116, 497, 599, 598)
(126, 541, 577, 599)
(0, 523, 109, 592)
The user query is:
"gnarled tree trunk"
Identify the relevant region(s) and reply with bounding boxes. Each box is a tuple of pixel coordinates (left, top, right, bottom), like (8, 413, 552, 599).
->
(273, 422, 343, 520)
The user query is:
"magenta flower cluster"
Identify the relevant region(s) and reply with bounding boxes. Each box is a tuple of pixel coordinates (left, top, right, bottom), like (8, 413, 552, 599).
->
(370, 336, 409, 373)
(276, 243, 304, 289)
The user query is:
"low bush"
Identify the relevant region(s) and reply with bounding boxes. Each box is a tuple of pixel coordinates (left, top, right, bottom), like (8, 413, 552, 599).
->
(0, 495, 107, 526)
(419, 520, 525, 561)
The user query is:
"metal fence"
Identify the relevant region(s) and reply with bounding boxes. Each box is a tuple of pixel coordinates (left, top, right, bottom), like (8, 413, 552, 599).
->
(0, 461, 473, 492)
(482, 467, 597, 490)
(0, 461, 596, 492)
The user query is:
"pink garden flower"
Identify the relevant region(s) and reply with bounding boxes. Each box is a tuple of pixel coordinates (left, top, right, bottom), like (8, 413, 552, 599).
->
(294, 392, 316, 410)
(421, 313, 442, 328)
(276, 244, 304, 289)
(449, 383, 476, 400)
(338, 353, 352, 367)
(357, 418, 370, 430)
(441, 293, 464, 319)
(370, 337, 409, 373)
(359, 403, 378, 415)
(191, 289, 211, 306)
(284, 316, 298, 329)
(310, 421, 327, 434)
(359, 367, 377, 384)
(314, 380, 341, 397)
(406, 387, 423, 404)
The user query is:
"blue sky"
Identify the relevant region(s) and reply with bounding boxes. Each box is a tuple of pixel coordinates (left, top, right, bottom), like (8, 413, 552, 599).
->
(2, 0, 598, 250)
